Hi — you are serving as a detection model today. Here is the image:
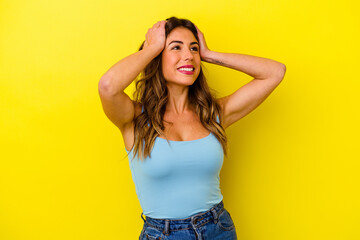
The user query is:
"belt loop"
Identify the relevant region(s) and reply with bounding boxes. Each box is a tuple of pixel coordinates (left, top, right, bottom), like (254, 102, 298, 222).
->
(141, 212, 146, 223)
(211, 208, 218, 224)
(162, 219, 170, 236)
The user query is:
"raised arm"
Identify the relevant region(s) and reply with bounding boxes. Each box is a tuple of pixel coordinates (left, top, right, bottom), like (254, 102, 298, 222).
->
(195, 25, 286, 129)
(98, 20, 166, 132)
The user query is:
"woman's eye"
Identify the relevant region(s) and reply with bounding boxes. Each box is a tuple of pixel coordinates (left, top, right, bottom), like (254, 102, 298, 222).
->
(171, 46, 198, 51)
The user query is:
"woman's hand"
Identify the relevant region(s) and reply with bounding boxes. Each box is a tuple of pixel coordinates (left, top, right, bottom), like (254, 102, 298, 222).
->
(143, 20, 166, 55)
(194, 25, 211, 61)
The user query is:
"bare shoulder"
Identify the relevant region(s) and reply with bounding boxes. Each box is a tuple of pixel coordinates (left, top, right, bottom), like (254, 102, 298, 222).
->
(215, 96, 227, 115)
(216, 96, 226, 107)
(121, 101, 143, 151)
(215, 96, 229, 127)
(133, 101, 143, 118)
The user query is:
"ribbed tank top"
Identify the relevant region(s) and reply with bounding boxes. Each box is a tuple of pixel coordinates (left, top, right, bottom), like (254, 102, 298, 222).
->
(125, 114, 224, 219)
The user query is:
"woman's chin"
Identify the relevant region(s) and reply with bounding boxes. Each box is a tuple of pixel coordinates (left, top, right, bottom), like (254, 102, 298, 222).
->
(165, 75, 199, 87)
(166, 79, 196, 87)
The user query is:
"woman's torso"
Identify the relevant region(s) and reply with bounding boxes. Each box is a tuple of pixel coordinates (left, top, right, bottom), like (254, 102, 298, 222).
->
(124, 103, 224, 218)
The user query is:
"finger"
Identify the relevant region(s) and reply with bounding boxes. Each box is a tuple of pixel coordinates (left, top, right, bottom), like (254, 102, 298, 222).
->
(195, 25, 202, 34)
(154, 21, 161, 27)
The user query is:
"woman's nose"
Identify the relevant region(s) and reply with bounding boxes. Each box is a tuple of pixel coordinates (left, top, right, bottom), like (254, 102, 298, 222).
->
(182, 49, 194, 61)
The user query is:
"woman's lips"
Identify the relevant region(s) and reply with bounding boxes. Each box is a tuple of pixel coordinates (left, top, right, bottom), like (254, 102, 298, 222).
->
(177, 69, 194, 75)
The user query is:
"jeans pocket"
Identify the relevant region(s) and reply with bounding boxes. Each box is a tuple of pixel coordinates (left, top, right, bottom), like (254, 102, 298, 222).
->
(217, 208, 235, 231)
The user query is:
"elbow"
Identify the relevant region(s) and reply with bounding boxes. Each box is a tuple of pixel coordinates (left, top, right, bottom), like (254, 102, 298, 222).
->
(98, 75, 125, 96)
(98, 75, 118, 95)
(281, 64, 286, 79)
(274, 63, 286, 81)
(98, 76, 111, 93)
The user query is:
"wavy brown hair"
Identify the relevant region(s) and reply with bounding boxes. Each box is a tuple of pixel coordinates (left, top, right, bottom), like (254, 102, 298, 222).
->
(130, 16, 227, 161)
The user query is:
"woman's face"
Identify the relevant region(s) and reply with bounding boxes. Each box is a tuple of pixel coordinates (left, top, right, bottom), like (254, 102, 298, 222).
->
(161, 27, 201, 87)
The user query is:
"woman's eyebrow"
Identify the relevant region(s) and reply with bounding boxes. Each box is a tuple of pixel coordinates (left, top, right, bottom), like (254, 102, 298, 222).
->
(168, 40, 199, 46)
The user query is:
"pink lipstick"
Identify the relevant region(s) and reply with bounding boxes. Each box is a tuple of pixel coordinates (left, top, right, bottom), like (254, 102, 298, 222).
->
(177, 65, 195, 75)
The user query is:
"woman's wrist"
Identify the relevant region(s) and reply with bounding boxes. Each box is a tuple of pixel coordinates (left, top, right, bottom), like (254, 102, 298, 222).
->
(143, 45, 163, 58)
(201, 50, 214, 63)
(201, 50, 221, 64)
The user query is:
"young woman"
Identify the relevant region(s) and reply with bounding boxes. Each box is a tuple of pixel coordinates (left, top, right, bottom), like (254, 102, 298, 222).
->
(98, 17, 286, 240)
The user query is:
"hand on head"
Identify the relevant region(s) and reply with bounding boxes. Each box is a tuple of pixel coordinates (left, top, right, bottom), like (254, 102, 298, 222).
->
(194, 24, 210, 60)
(143, 20, 167, 54)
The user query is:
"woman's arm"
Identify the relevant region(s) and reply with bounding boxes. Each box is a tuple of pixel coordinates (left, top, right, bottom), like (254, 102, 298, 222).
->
(202, 51, 286, 80)
(99, 20, 166, 95)
(195, 25, 286, 129)
(98, 20, 166, 131)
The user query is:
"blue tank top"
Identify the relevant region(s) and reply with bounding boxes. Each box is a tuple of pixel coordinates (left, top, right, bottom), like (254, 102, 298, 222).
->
(125, 115, 224, 219)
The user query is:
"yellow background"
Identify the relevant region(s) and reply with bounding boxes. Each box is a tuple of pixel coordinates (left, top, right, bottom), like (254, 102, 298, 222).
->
(1, 0, 359, 239)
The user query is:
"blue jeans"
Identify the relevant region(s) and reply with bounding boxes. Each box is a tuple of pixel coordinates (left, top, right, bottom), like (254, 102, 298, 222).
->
(139, 200, 237, 240)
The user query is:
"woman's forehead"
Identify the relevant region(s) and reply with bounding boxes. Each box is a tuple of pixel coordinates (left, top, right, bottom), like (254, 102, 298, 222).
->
(166, 27, 197, 43)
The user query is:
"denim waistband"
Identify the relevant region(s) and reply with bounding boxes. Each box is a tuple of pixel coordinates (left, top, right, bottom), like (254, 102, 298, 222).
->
(140, 200, 224, 236)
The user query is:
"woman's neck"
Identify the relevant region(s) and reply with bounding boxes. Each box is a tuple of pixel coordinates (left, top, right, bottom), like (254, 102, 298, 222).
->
(166, 84, 192, 115)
